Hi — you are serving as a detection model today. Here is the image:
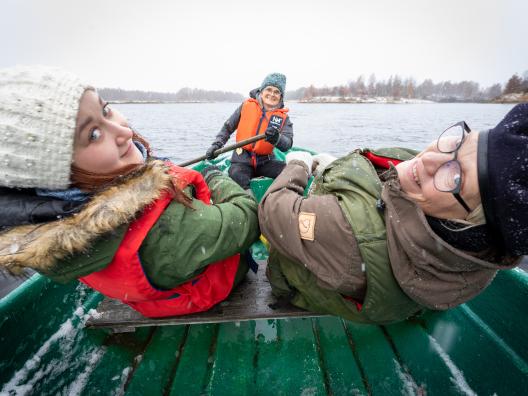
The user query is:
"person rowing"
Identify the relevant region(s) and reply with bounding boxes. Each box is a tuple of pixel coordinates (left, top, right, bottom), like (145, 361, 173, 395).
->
(205, 73, 293, 191)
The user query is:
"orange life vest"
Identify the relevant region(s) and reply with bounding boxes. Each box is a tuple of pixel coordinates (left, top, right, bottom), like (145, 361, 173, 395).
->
(236, 98, 289, 155)
(79, 163, 240, 318)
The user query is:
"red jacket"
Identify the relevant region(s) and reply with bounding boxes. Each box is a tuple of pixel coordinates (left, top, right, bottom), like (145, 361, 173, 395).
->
(80, 164, 240, 318)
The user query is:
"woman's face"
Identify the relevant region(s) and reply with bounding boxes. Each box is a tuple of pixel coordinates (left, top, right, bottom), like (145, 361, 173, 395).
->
(261, 86, 282, 109)
(395, 131, 481, 220)
(73, 90, 144, 173)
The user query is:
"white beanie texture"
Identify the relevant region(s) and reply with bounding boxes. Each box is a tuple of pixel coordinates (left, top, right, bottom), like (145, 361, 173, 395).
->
(0, 66, 88, 189)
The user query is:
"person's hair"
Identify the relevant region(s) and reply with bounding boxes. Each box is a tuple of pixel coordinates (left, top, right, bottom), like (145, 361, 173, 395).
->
(71, 131, 193, 208)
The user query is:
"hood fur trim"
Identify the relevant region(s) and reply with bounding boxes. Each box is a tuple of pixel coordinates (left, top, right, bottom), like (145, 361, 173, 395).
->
(0, 160, 173, 274)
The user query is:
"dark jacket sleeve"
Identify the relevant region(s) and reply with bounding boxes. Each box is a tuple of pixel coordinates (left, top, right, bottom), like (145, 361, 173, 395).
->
(0, 187, 84, 230)
(275, 115, 293, 152)
(212, 104, 242, 147)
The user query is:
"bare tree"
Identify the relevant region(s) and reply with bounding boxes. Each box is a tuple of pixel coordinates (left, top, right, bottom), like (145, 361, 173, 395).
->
(504, 74, 523, 94)
(483, 84, 502, 100)
(356, 75, 366, 97)
(392, 75, 402, 99)
(303, 85, 316, 100)
(404, 77, 416, 99)
(522, 70, 528, 93)
(367, 74, 376, 96)
(338, 85, 350, 97)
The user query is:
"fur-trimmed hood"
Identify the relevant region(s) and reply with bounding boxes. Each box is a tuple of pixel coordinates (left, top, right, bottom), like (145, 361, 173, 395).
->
(0, 160, 174, 275)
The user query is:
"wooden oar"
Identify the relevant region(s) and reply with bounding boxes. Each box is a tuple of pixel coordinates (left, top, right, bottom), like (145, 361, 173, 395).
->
(177, 134, 267, 167)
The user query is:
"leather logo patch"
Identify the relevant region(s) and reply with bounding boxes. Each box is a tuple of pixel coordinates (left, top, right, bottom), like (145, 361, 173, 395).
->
(299, 212, 316, 241)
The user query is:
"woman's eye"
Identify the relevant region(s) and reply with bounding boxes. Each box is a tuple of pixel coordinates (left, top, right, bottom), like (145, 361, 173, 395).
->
(89, 128, 102, 141)
(102, 103, 112, 117)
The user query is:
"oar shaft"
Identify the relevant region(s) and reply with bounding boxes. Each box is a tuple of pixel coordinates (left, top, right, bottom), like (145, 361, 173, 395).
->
(177, 134, 267, 167)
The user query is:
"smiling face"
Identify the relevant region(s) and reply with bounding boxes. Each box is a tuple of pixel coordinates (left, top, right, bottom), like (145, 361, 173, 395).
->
(395, 131, 481, 220)
(73, 90, 144, 174)
(261, 85, 282, 110)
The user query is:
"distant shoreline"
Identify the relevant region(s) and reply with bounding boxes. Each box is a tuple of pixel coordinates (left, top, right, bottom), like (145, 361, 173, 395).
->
(110, 96, 527, 105)
(296, 94, 528, 104)
(109, 100, 234, 104)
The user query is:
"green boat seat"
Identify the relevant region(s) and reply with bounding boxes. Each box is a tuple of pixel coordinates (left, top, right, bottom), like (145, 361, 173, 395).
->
(85, 261, 326, 333)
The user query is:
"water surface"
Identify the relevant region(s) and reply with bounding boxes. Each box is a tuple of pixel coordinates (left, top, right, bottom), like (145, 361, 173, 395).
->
(114, 102, 515, 164)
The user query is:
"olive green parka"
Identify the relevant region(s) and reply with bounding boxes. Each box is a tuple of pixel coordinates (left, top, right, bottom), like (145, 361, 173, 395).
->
(259, 149, 518, 324)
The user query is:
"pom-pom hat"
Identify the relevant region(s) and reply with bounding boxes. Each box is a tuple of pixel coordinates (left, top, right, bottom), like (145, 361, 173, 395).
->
(0, 65, 88, 189)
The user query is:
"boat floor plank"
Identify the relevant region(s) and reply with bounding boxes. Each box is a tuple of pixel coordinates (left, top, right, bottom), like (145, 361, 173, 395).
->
(343, 321, 407, 395)
(125, 326, 187, 395)
(82, 327, 153, 394)
(254, 318, 328, 395)
(85, 263, 326, 331)
(168, 324, 217, 396)
(384, 320, 467, 396)
(313, 317, 368, 395)
(205, 321, 256, 396)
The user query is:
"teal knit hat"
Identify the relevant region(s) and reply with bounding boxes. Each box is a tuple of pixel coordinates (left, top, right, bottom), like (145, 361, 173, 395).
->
(260, 73, 286, 95)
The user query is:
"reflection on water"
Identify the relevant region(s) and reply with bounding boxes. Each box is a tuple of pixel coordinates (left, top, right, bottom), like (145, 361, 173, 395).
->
(114, 102, 515, 163)
(254, 319, 278, 342)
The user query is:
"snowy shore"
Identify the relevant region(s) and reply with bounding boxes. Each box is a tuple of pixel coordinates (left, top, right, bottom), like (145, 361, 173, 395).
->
(299, 96, 435, 104)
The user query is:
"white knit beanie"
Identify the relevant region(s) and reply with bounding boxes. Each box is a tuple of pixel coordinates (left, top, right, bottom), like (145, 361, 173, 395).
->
(0, 65, 88, 189)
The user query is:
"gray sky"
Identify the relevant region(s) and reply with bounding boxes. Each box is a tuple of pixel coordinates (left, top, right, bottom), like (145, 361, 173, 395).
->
(1, 0, 526, 94)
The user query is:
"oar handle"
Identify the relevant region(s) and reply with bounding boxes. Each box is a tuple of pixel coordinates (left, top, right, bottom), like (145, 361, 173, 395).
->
(177, 134, 267, 167)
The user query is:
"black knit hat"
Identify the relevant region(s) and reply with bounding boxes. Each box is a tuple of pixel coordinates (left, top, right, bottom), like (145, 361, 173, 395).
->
(477, 103, 528, 256)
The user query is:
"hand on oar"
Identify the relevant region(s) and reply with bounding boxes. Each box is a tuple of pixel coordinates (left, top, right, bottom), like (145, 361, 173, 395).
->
(206, 143, 222, 160)
(177, 135, 267, 167)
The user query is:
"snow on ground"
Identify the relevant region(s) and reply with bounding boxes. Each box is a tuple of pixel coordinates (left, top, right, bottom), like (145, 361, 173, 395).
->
(300, 96, 434, 104)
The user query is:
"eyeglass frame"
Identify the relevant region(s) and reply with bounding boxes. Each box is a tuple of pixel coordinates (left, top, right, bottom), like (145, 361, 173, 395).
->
(262, 86, 282, 97)
(434, 121, 472, 213)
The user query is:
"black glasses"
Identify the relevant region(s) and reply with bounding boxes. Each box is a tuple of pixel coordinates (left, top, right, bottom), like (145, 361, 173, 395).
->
(434, 121, 472, 212)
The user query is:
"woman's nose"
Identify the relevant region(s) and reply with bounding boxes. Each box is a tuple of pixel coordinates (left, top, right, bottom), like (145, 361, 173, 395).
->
(107, 120, 133, 144)
(421, 151, 453, 175)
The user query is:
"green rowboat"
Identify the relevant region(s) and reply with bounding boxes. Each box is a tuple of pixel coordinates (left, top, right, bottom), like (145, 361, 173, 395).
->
(1, 149, 527, 395)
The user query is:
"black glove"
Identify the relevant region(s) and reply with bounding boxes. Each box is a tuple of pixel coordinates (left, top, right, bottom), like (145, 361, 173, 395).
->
(200, 165, 223, 183)
(206, 143, 222, 160)
(264, 125, 281, 145)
